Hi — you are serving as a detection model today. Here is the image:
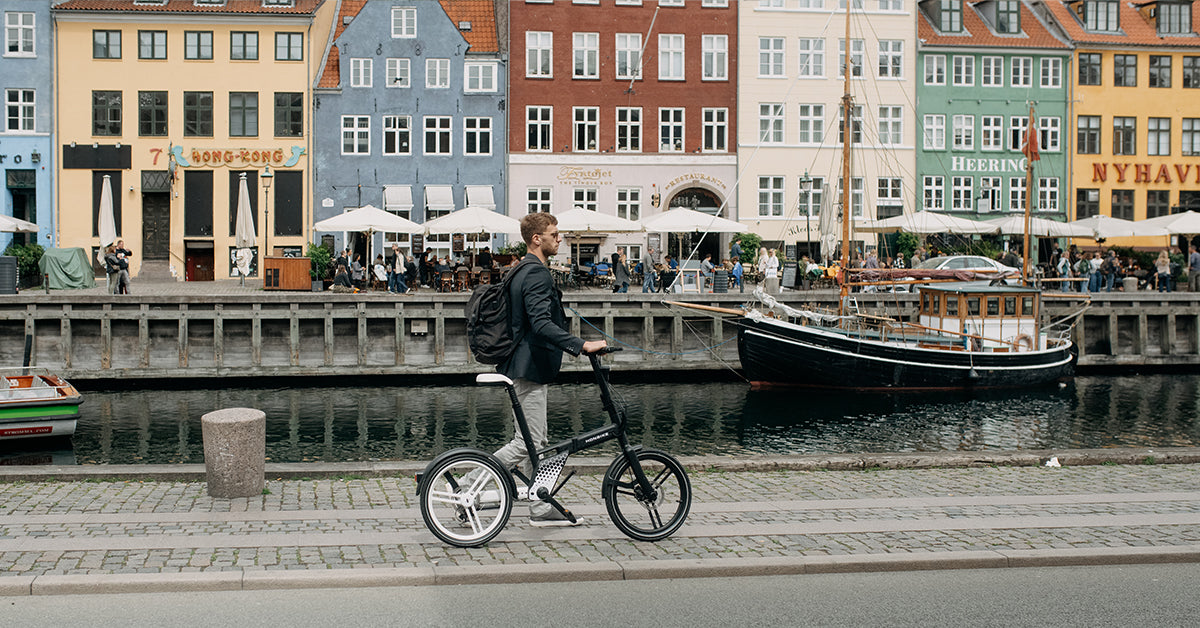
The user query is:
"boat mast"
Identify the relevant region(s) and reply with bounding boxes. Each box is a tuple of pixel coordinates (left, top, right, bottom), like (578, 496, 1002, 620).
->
(1022, 103, 1035, 284)
(839, 0, 854, 309)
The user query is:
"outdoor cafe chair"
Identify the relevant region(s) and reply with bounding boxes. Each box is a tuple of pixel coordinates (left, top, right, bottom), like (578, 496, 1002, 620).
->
(438, 270, 455, 292)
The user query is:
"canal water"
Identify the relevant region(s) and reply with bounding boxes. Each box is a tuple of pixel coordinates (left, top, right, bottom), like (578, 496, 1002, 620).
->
(4, 374, 1200, 465)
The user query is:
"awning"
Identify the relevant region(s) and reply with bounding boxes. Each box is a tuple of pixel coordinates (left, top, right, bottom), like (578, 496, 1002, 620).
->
(424, 185, 455, 213)
(465, 185, 495, 211)
(383, 185, 414, 214)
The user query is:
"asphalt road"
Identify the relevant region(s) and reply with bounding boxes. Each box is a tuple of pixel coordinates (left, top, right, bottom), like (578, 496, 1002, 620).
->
(4, 564, 1198, 627)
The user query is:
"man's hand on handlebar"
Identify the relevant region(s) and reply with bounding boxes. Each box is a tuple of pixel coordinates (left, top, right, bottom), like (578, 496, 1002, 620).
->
(582, 340, 608, 354)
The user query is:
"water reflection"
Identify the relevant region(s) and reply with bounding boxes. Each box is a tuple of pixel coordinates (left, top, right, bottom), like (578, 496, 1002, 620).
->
(1, 375, 1198, 465)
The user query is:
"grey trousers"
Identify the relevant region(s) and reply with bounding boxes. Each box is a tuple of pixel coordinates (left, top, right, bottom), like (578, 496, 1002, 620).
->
(493, 378, 553, 517)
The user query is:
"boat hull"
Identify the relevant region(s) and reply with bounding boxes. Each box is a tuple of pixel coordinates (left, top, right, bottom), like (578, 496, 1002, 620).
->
(0, 374, 83, 440)
(737, 317, 1075, 390)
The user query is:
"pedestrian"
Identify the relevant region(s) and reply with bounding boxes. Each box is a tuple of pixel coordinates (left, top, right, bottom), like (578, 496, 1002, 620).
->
(1189, 245, 1200, 292)
(732, 258, 744, 292)
(641, 248, 657, 293)
(114, 239, 133, 294)
(1156, 250, 1173, 292)
(764, 248, 780, 294)
(494, 212, 606, 526)
(387, 244, 408, 294)
(611, 252, 630, 293)
(103, 244, 121, 295)
(910, 246, 923, 269)
(1088, 251, 1103, 292)
(700, 253, 715, 292)
(729, 237, 742, 265)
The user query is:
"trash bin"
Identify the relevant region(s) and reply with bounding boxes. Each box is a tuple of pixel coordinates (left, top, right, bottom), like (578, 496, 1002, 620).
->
(0, 257, 16, 295)
(713, 269, 729, 293)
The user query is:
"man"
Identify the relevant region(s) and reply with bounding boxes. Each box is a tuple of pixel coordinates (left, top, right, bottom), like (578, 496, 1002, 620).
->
(386, 244, 408, 294)
(641, 248, 657, 293)
(478, 246, 494, 270)
(417, 247, 432, 286)
(1189, 245, 1200, 292)
(496, 212, 606, 525)
(114, 240, 133, 294)
(729, 237, 742, 265)
(700, 253, 715, 292)
(910, 247, 923, 269)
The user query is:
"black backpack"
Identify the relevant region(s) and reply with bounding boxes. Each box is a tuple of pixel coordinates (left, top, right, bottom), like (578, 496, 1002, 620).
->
(465, 258, 540, 365)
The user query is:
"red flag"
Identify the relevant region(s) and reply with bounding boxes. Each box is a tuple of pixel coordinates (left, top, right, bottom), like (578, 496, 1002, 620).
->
(1022, 119, 1041, 163)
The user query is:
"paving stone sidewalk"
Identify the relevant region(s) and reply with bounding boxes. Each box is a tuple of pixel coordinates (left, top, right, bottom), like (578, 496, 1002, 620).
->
(1, 461, 1199, 594)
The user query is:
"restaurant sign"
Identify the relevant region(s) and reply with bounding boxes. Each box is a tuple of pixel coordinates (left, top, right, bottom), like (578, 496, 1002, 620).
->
(165, 145, 307, 168)
(1091, 162, 1200, 184)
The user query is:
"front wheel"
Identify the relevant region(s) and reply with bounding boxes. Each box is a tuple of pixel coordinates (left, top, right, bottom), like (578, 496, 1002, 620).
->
(419, 449, 513, 547)
(602, 449, 691, 542)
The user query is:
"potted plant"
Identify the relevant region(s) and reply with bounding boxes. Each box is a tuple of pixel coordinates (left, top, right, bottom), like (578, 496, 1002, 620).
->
(306, 243, 331, 291)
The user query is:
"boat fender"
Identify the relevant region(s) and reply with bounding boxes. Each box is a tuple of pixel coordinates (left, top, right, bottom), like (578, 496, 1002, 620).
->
(1013, 334, 1034, 352)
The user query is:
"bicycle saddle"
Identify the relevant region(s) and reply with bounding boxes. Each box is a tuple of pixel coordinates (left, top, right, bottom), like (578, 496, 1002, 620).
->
(476, 373, 514, 386)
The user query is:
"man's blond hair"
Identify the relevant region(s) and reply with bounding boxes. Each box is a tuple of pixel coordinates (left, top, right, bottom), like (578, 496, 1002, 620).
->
(520, 212, 558, 245)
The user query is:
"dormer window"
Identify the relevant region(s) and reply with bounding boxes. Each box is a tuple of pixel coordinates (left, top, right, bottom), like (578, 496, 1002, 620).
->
(264, 0, 294, 6)
(996, 0, 1021, 33)
(941, 0, 963, 32)
(1083, 0, 1119, 32)
(1157, 2, 1192, 35)
(194, 0, 226, 5)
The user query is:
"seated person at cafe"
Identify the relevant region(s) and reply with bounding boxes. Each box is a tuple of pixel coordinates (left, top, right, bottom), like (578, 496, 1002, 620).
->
(478, 246, 494, 269)
(332, 264, 353, 292)
(659, 255, 679, 292)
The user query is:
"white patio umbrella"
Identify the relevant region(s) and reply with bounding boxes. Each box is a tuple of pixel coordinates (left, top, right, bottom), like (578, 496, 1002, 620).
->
(1139, 210, 1200, 235)
(233, 173, 256, 283)
(984, 215, 1093, 238)
(96, 174, 117, 265)
(858, 210, 998, 235)
(0, 215, 38, 233)
(641, 207, 745, 264)
(313, 204, 424, 263)
(555, 207, 643, 234)
(422, 205, 522, 235)
(1069, 214, 1169, 240)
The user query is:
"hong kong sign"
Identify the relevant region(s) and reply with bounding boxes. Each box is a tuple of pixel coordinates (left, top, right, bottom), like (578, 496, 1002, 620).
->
(158, 145, 307, 169)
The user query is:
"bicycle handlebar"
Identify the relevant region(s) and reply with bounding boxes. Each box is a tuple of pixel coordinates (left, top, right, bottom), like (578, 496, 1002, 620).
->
(587, 346, 622, 357)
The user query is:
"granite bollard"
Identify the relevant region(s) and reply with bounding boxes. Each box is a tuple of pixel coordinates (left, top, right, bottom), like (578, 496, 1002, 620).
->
(201, 407, 266, 498)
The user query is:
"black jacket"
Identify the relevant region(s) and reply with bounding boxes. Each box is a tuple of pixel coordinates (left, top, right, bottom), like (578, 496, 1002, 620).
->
(499, 254, 585, 384)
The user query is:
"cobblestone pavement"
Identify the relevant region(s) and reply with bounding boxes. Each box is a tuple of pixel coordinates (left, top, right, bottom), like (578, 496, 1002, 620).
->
(1, 463, 1198, 584)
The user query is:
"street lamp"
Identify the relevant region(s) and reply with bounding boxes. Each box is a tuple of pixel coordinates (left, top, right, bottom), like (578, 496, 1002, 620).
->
(799, 171, 813, 260)
(261, 165, 273, 258)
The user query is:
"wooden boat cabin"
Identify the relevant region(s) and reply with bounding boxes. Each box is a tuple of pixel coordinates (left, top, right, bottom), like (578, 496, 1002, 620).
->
(916, 284, 1042, 352)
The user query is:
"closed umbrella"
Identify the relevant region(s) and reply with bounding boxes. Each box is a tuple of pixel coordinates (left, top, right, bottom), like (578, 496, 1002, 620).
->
(233, 173, 256, 283)
(96, 174, 117, 266)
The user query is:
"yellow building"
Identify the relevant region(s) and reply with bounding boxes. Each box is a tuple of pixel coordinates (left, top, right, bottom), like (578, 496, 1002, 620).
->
(1042, 0, 1200, 249)
(52, 0, 334, 280)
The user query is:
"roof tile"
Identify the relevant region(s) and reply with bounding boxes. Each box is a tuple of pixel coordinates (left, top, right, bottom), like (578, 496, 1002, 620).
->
(920, 2, 1070, 49)
(54, 0, 323, 15)
(1042, 0, 1200, 47)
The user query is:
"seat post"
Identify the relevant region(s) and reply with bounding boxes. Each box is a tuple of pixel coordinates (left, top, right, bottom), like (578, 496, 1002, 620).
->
(505, 383, 543, 472)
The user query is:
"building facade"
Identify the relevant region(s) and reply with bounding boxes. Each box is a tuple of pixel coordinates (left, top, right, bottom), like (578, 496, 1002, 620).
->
(313, 0, 505, 262)
(916, 0, 1072, 245)
(52, 0, 334, 281)
(2, 0, 56, 252)
(508, 0, 738, 266)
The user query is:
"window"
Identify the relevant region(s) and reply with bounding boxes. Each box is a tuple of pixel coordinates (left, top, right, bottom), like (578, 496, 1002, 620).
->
(758, 176, 785, 217)
(275, 33, 302, 61)
(1039, 117, 1060, 152)
(759, 0, 784, 6)
(879, 40, 902, 78)
(230, 31, 258, 60)
(979, 177, 1001, 212)
(391, 7, 416, 38)
(659, 108, 684, 151)
(1148, 117, 1171, 156)
(923, 176, 944, 210)
(185, 31, 212, 60)
(1185, 56, 1200, 88)
(1079, 53, 1102, 86)
(877, 178, 902, 217)
(951, 176, 973, 211)
(878, 0, 903, 10)
(798, 38, 824, 77)
(702, 34, 727, 80)
(1183, 118, 1200, 156)
(798, 104, 824, 144)
(465, 62, 497, 92)
(759, 103, 784, 144)
(463, 117, 491, 155)
(1147, 190, 1172, 218)
(274, 92, 302, 137)
(1113, 117, 1136, 155)
(659, 0, 684, 5)
(701, 0, 728, 6)
(383, 115, 411, 155)
(1011, 57, 1032, 87)
(616, 33, 641, 80)
(659, 34, 684, 80)
(760, 37, 785, 77)
(839, 39, 864, 78)
(92, 90, 121, 136)
(1008, 116, 1028, 152)
(981, 116, 1003, 151)
(1038, 178, 1059, 212)
(1040, 58, 1062, 88)
(1084, 0, 1119, 31)
(923, 114, 945, 150)
(942, 0, 963, 32)
(527, 187, 551, 214)
(574, 107, 599, 151)
(953, 55, 974, 86)
(350, 58, 372, 87)
(801, 176, 825, 217)
(183, 91, 213, 137)
(426, 59, 450, 88)
(1076, 189, 1100, 219)
(424, 116, 451, 155)
(996, 0, 1020, 33)
(229, 92, 257, 137)
(878, 106, 902, 146)
(838, 177, 865, 217)
(138, 91, 167, 136)
(925, 55, 946, 85)
(837, 105, 863, 144)
(617, 107, 641, 152)
(5, 12, 34, 56)
(703, 108, 727, 151)
(526, 31, 552, 78)
(573, 32, 598, 78)
(1008, 177, 1026, 212)
(981, 56, 1003, 86)
(1149, 55, 1171, 88)
(5, 89, 34, 132)
(952, 114, 974, 150)
(1159, 2, 1192, 34)
(527, 106, 551, 151)
(1114, 54, 1137, 86)
(387, 58, 410, 87)
(1111, 189, 1134, 221)
(93, 30, 121, 59)
(138, 30, 166, 59)
(1077, 115, 1101, 154)
(616, 188, 641, 221)
(574, 188, 598, 212)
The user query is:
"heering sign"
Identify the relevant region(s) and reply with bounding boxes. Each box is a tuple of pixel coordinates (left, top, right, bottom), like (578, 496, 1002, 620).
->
(950, 156, 1027, 173)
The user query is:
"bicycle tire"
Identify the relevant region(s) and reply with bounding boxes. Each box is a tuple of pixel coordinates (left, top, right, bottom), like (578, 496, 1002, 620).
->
(419, 449, 513, 547)
(602, 449, 691, 542)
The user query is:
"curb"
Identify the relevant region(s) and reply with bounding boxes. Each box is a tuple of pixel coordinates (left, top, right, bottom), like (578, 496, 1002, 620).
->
(5, 546, 1199, 596)
(1, 447, 1199, 482)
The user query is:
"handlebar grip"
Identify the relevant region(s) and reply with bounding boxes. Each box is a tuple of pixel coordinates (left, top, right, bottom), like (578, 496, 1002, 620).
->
(592, 346, 622, 356)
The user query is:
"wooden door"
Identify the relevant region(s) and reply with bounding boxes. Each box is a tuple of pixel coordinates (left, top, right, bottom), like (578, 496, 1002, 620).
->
(142, 192, 171, 260)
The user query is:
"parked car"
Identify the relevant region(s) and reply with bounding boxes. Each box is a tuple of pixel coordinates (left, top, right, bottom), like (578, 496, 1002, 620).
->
(914, 255, 1018, 274)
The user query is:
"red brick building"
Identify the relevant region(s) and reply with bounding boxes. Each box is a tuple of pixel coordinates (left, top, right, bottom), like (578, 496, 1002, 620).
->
(507, 0, 738, 266)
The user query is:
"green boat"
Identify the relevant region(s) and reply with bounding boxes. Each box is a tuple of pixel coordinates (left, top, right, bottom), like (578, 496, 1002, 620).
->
(0, 371, 83, 440)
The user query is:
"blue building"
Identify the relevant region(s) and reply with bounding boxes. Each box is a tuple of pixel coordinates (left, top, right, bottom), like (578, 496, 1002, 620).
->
(1, 1, 56, 251)
(313, 0, 506, 263)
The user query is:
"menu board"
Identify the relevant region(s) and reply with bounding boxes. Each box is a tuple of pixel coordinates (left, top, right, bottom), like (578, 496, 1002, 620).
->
(781, 261, 798, 288)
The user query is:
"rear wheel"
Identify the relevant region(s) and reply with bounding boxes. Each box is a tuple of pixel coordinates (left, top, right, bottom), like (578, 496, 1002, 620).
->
(602, 449, 691, 542)
(419, 449, 512, 547)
